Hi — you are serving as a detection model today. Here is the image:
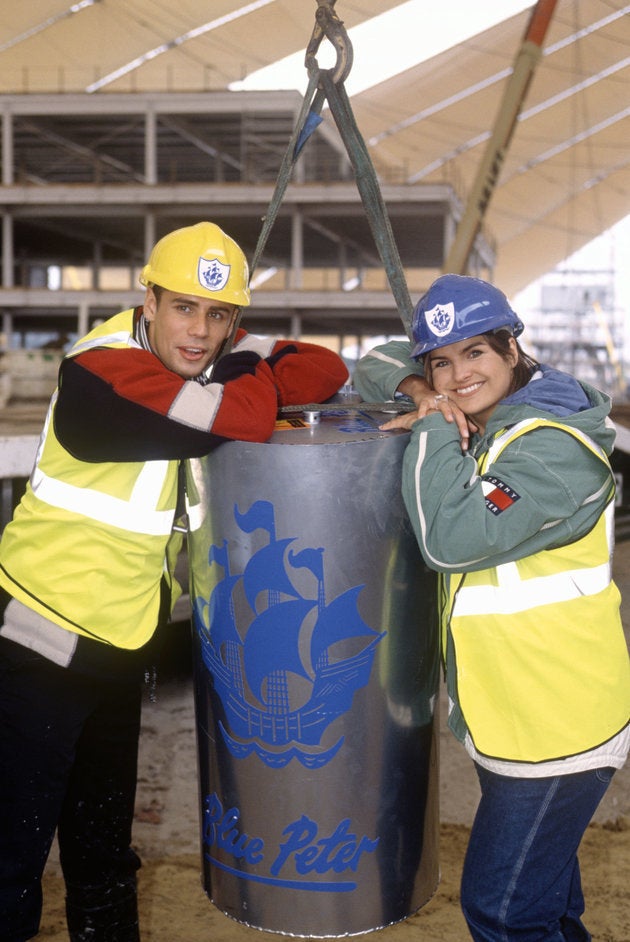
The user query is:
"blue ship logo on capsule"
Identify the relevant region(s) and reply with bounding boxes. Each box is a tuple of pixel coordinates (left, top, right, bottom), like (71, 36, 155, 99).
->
(193, 500, 385, 769)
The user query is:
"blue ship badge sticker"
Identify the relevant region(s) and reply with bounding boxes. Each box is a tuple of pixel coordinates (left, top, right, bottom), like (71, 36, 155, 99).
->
(193, 499, 385, 769)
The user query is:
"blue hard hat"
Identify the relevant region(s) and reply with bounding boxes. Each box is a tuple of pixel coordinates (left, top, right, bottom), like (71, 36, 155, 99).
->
(411, 274, 524, 359)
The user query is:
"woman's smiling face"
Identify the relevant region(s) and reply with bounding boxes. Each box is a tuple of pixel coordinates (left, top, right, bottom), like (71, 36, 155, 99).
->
(427, 333, 518, 433)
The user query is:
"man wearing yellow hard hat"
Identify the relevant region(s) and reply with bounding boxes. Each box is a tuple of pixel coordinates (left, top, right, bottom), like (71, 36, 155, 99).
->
(0, 222, 348, 941)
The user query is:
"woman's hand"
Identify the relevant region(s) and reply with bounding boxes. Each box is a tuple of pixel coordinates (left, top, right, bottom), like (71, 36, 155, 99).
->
(379, 375, 476, 450)
(379, 410, 422, 432)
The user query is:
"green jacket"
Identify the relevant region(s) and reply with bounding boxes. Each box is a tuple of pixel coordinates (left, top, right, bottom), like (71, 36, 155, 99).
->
(354, 340, 629, 756)
(354, 340, 615, 568)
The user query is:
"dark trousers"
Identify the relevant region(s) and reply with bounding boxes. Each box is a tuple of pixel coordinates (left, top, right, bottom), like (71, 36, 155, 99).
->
(0, 637, 143, 942)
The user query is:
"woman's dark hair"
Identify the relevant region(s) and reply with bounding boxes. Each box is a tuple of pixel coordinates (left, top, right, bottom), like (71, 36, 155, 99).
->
(486, 329, 539, 394)
(424, 328, 539, 396)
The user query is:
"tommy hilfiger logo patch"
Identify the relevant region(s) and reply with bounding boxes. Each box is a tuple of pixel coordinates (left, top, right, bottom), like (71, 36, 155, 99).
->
(481, 475, 521, 515)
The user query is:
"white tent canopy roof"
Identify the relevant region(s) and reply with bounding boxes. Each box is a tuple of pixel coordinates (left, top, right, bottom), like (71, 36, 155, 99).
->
(0, 0, 628, 295)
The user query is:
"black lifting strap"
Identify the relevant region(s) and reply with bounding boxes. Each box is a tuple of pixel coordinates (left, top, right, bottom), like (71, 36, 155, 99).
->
(226, 0, 414, 361)
(316, 71, 414, 341)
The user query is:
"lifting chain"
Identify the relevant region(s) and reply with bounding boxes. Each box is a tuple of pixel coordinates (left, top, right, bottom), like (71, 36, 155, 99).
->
(222, 2, 415, 420)
(278, 400, 414, 416)
(305, 0, 353, 87)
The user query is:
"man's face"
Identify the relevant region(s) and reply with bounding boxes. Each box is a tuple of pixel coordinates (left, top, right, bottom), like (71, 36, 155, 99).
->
(143, 287, 238, 379)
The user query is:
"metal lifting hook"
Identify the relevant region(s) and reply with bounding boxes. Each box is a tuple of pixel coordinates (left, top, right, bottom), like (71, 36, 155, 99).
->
(305, 0, 353, 86)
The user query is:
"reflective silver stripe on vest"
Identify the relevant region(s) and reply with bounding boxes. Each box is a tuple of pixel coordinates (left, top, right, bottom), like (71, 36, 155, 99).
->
(31, 460, 174, 536)
(68, 329, 139, 357)
(30, 321, 174, 535)
(454, 560, 612, 616)
(483, 417, 609, 467)
(454, 500, 614, 617)
(187, 499, 203, 532)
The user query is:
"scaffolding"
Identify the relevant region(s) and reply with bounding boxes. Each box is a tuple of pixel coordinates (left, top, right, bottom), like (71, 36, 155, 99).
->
(525, 268, 626, 399)
(0, 90, 495, 350)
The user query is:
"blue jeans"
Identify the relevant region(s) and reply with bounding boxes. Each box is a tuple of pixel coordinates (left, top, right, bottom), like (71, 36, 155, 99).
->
(460, 763, 615, 942)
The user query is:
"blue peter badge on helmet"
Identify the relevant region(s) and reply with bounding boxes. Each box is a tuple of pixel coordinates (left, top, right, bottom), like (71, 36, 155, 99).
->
(198, 257, 231, 293)
(425, 302, 455, 342)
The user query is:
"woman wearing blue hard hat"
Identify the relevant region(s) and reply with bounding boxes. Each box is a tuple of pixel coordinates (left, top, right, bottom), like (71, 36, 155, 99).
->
(354, 274, 630, 942)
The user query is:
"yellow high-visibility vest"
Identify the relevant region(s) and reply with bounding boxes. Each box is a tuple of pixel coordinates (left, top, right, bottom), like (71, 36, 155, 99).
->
(446, 418, 630, 762)
(0, 311, 200, 649)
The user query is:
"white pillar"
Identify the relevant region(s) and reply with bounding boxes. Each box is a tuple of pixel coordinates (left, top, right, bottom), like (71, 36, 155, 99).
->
(290, 210, 303, 291)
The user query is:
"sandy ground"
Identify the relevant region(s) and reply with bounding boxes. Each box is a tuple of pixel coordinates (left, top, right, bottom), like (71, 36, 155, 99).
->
(37, 542, 630, 942)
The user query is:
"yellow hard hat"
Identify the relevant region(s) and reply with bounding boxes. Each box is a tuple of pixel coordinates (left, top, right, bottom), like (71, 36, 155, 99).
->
(140, 222, 251, 306)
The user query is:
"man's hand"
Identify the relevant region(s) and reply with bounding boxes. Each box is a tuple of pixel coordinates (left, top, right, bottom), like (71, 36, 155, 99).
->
(379, 375, 476, 451)
(212, 350, 262, 383)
